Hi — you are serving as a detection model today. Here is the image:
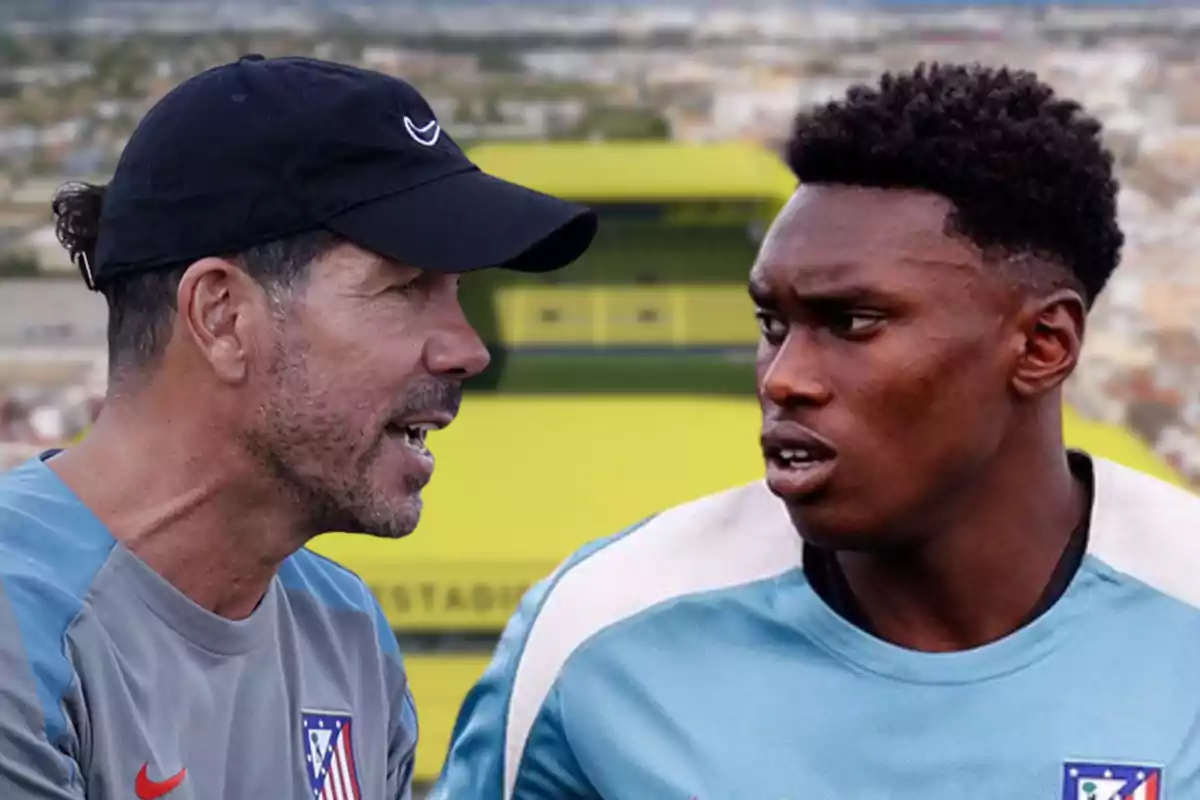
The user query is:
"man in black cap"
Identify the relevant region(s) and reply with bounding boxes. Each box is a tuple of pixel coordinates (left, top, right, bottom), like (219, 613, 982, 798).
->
(0, 56, 595, 799)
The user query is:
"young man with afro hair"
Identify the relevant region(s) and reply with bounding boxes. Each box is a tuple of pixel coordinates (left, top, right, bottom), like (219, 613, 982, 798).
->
(431, 63, 1200, 799)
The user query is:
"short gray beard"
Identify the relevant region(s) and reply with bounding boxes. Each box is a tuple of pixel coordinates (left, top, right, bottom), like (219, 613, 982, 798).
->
(242, 334, 422, 541)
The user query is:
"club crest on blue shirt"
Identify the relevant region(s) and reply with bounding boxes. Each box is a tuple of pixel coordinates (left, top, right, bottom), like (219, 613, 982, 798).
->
(1062, 761, 1162, 800)
(302, 710, 362, 800)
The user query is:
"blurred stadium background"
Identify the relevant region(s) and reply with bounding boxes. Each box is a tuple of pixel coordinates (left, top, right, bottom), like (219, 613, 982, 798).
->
(3, 0, 1200, 792)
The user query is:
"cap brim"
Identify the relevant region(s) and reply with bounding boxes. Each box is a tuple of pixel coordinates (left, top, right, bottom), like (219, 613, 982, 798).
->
(324, 168, 598, 274)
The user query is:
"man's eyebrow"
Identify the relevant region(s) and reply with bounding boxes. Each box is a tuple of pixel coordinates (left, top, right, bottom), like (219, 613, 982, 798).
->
(364, 255, 422, 284)
(793, 284, 888, 303)
(749, 276, 894, 306)
(747, 280, 774, 307)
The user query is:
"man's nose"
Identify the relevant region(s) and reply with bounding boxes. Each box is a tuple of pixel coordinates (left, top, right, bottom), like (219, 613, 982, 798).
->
(424, 309, 492, 380)
(759, 335, 833, 407)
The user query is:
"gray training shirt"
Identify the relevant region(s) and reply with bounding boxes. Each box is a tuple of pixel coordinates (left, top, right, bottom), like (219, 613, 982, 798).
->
(0, 455, 417, 799)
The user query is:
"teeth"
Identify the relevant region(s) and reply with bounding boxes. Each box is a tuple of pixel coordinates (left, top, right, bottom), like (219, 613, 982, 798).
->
(390, 420, 447, 451)
(776, 447, 829, 466)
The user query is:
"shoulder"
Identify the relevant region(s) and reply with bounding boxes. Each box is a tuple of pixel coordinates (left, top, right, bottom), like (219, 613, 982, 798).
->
(507, 482, 797, 702)
(525, 479, 798, 659)
(0, 456, 116, 747)
(0, 455, 117, 623)
(280, 546, 400, 662)
(430, 482, 796, 799)
(0, 457, 117, 583)
(1087, 454, 1200, 611)
(466, 481, 796, 796)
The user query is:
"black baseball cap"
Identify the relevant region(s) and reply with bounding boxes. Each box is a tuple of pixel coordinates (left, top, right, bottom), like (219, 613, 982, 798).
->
(84, 54, 598, 290)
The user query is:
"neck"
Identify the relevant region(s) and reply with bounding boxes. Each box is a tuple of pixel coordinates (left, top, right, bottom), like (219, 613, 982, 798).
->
(835, 412, 1088, 653)
(50, 397, 310, 620)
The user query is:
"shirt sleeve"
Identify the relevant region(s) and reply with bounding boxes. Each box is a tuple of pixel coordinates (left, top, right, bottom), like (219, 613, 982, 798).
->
(0, 582, 86, 798)
(428, 578, 593, 800)
(371, 599, 418, 800)
(386, 685, 418, 800)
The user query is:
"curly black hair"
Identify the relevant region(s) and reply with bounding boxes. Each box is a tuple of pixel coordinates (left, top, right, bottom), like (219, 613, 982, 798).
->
(785, 62, 1123, 306)
(51, 181, 105, 285)
(52, 181, 339, 381)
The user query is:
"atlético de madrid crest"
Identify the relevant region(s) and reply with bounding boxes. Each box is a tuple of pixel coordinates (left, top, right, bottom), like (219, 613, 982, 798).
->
(302, 710, 362, 799)
(1062, 761, 1162, 800)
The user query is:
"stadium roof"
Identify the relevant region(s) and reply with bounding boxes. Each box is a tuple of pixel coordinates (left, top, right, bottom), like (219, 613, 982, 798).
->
(467, 140, 798, 203)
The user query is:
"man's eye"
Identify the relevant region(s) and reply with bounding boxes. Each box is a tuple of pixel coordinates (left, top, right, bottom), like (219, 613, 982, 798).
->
(755, 311, 787, 343)
(828, 312, 884, 338)
(389, 281, 419, 296)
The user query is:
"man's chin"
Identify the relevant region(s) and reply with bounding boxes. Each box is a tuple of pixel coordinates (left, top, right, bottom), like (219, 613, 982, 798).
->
(362, 500, 423, 540)
(334, 519, 419, 540)
(319, 494, 423, 540)
(787, 502, 928, 553)
(357, 527, 415, 541)
(784, 500, 884, 552)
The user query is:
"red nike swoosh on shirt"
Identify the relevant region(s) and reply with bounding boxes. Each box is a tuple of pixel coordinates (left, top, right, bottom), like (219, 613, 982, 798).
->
(134, 764, 187, 800)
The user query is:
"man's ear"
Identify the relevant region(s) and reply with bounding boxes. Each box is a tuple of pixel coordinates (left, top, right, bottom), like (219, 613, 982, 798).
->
(175, 258, 260, 385)
(1011, 289, 1087, 399)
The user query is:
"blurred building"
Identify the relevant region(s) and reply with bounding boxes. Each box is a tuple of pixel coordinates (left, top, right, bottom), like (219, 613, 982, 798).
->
(4, 2, 1200, 484)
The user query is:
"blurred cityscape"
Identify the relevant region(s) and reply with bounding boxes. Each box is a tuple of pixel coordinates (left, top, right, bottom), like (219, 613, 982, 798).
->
(4, 0, 1200, 480)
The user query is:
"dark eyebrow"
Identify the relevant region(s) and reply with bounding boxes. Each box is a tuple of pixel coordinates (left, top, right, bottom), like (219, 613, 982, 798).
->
(749, 279, 895, 311)
(795, 285, 885, 305)
(748, 280, 775, 308)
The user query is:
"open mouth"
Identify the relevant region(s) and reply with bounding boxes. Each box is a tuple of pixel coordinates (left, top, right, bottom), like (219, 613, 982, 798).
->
(385, 421, 440, 453)
(766, 445, 835, 469)
(761, 423, 838, 497)
(762, 430, 837, 468)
